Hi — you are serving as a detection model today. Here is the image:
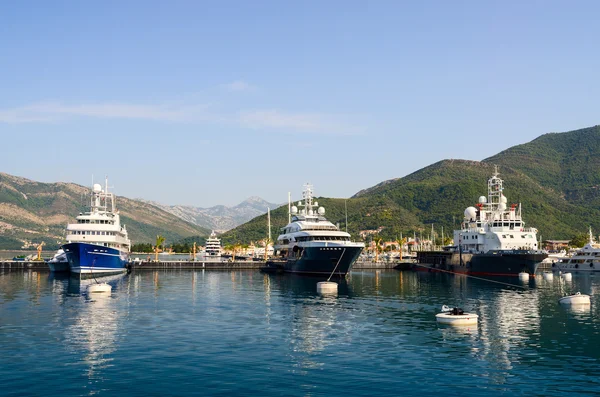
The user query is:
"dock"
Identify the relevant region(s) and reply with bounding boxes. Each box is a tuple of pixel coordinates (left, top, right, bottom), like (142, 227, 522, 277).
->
(1, 258, 407, 271)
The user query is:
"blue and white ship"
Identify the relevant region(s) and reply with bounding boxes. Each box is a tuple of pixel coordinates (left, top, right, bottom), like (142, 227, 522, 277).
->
(270, 184, 364, 277)
(62, 179, 131, 275)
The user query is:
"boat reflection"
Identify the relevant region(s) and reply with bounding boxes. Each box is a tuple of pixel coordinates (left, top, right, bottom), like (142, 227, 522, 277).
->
(64, 272, 128, 384)
(67, 272, 128, 295)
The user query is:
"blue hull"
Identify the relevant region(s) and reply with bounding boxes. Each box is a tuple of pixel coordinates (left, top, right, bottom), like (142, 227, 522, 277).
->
(283, 245, 363, 276)
(62, 242, 128, 274)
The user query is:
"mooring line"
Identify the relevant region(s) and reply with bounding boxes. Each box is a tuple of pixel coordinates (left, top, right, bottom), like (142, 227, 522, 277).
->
(412, 262, 530, 290)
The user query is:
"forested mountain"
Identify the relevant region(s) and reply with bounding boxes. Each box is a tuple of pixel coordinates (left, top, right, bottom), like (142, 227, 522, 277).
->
(0, 173, 210, 250)
(219, 125, 600, 245)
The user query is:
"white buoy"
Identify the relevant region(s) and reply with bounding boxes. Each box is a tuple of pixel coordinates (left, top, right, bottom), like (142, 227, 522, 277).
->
(561, 272, 572, 282)
(559, 292, 590, 305)
(88, 283, 112, 294)
(518, 272, 530, 281)
(317, 281, 338, 295)
(543, 272, 554, 281)
(436, 305, 478, 326)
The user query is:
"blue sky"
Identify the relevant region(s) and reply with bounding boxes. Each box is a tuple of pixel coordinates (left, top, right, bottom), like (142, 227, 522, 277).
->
(1, 1, 598, 207)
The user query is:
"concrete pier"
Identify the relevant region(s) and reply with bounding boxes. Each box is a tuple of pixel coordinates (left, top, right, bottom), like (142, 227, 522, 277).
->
(1, 259, 405, 271)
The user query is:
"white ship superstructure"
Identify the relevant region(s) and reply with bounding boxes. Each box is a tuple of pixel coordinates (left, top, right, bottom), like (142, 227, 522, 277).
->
(454, 167, 539, 253)
(205, 231, 222, 256)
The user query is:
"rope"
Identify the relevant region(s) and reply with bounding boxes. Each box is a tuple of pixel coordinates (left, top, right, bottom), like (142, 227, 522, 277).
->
(412, 262, 530, 290)
(328, 248, 346, 282)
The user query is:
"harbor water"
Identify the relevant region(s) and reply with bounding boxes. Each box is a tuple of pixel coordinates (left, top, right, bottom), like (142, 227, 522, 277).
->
(1, 269, 600, 396)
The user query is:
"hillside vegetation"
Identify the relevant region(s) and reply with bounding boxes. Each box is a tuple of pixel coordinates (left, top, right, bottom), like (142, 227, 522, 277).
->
(220, 126, 600, 245)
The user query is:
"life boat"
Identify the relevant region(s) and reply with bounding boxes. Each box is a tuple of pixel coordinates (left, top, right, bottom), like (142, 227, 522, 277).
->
(436, 305, 478, 326)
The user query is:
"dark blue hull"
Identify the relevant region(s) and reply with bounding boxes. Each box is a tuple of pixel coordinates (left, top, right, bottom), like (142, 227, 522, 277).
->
(62, 242, 128, 274)
(282, 245, 363, 276)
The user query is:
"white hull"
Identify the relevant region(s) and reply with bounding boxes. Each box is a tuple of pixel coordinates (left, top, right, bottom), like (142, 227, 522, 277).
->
(436, 312, 478, 326)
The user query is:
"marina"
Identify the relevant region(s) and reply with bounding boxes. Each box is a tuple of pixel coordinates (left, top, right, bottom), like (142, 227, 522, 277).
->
(2, 267, 600, 396)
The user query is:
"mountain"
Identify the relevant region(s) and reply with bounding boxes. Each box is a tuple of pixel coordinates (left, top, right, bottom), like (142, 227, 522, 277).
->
(221, 125, 600, 245)
(0, 173, 211, 250)
(141, 196, 280, 233)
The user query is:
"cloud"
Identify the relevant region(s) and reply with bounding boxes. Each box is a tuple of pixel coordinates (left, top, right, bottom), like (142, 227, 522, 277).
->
(0, 101, 214, 124)
(0, 98, 364, 135)
(222, 80, 254, 92)
(238, 109, 363, 135)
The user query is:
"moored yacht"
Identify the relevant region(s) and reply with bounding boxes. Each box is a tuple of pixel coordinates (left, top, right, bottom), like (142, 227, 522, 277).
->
(554, 227, 600, 272)
(270, 184, 364, 276)
(450, 167, 547, 276)
(204, 231, 222, 257)
(62, 179, 131, 274)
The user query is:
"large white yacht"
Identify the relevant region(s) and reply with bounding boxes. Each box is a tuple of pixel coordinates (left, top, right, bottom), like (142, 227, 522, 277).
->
(554, 227, 600, 272)
(204, 231, 222, 257)
(269, 184, 364, 276)
(62, 179, 131, 274)
(451, 167, 547, 276)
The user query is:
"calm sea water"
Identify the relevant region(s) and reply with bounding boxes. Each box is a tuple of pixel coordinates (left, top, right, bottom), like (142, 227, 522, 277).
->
(1, 268, 600, 396)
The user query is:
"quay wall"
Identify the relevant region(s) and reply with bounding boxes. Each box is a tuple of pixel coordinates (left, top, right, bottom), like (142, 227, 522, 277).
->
(1, 259, 402, 271)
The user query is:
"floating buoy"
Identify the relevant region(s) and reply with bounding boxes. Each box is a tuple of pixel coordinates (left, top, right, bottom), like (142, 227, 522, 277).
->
(317, 281, 338, 295)
(88, 283, 112, 294)
(518, 272, 530, 281)
(561, 272, 572, 282)
(543, 272, 554, 281)
(559, 292, 590, 305)
(436, 305, 478, 326)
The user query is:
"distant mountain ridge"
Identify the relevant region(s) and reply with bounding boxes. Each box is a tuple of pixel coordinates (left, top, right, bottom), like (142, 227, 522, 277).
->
(0, 173, 210, 250)
(140, 196, 280, 233)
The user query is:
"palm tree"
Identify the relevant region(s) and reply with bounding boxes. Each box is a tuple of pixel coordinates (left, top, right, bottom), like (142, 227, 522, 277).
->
(374, 237, 383, 263)
(261, 237, 273, 261)
(396, 237, 407, 261)
(154, 235, 165, 262)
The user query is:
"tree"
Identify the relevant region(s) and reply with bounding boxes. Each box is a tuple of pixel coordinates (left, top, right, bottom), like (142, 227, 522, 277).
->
(569, 233, 588, 248)
(374, 237, 383, 262)
(154, 235, 165, 262)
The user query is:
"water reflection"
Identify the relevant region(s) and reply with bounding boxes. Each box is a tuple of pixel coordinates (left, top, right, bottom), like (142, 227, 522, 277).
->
(65, 273, 128, 383)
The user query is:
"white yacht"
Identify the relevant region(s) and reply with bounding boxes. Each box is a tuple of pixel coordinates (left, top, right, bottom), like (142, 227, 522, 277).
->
(269, 184, 364, 276)
(451, 167, 547, 276)
(554, 227, 600, 272)
(62, 179, 131, 274)
(204, 231, 222, 257)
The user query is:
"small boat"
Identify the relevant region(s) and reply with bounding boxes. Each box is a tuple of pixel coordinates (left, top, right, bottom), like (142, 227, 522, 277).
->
(559, 292, 590, 305)
(436, 305, 478, 326)
(47, 249, 69, 272)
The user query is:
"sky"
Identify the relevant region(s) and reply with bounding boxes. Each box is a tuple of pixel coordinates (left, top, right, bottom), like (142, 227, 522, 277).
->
(1, 1, 599, 207)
